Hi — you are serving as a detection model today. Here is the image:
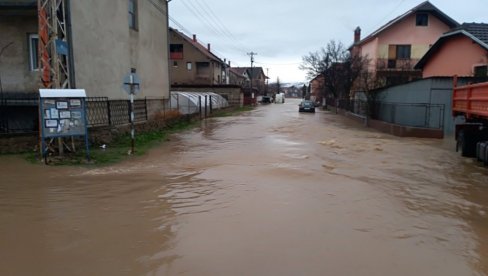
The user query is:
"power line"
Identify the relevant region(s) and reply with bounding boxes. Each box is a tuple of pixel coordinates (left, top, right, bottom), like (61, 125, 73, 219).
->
(176, 0, 248, 54)
(151, 0, 247, 68)
(369, 0, 407, 33)
(191, 0, 247, 50)
(255, 61, 301, 66)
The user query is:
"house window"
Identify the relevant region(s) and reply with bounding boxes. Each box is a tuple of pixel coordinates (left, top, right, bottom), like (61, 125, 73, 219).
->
(186, 62, 192, 71)
(196, 62, 210, 77)
(28, 34, 39, 71)
(128, 0, 138, 30)
(474, 65, 488, 77)
(416, 13, 428, 26)
(396, 45, 411, 59)
(170, 44, 183, 59)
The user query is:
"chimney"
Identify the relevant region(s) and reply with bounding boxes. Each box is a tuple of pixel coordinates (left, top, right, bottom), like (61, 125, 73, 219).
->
(192, 34, 197, 42)
(354, 27, 361, 43)
(207, 43, 211, 52)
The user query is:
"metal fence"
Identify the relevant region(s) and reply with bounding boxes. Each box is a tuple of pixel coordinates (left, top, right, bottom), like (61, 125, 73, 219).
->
(86, 97, 147, 128)
(0, 94, 149, 135)
(336, 99, 445, 130)
(0, 93, 39, 134)
(373, 102, 445, 130)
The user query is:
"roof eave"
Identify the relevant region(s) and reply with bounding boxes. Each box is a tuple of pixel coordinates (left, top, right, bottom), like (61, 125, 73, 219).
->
(356, 1, 460, 47)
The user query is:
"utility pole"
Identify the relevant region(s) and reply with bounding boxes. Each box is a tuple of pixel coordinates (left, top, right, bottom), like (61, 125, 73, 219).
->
(38, 0, 73, 156)
(247, 52, 257, 99)
(266, 68, 269, 96)
(38, 0, 72, 89)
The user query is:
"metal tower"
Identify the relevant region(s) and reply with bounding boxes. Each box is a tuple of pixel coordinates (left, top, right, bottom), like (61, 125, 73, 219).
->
(38, 0, 72, 89)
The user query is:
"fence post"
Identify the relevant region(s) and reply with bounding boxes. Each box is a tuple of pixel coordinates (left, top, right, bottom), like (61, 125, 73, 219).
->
(199, 96, 202, 120)
(205, 95, 208, 117)
(210, 95, 213, 114)
(107, 99, 112, 126)
(440, 105, 445, 130)
(145, 97, 148, 121)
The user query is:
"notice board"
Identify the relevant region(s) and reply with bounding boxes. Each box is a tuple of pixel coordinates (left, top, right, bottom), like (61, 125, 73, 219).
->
(39, 89, 90, 160)
(39, 89, 87, 137)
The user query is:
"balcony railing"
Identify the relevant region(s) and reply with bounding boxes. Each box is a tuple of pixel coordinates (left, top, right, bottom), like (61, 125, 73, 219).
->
(377, 58, 420, 71)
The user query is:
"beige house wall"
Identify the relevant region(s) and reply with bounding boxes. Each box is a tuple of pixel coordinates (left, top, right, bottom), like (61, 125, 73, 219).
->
(0, 0, 170, 101)
(0, 14, 38, 93)
(70, 0, 170, 100)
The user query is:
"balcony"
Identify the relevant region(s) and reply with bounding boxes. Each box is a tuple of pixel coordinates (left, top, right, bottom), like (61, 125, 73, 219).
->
(377, 58, 420, 71)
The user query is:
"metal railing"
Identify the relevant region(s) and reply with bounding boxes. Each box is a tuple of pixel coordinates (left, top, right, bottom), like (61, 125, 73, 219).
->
(0, 95, 149, 135)
(86, 97, 147, 128)
(0, 93, 39, 134)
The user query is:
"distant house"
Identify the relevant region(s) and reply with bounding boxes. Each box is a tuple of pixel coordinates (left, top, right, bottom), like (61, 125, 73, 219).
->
(415, 23, 488, 78)
(231, 67, 268, 94)
(350, 1, 459, 86)
(229, 67, 250, 87)
(309, 74, 325, 102)
(169, 28, 228, 86)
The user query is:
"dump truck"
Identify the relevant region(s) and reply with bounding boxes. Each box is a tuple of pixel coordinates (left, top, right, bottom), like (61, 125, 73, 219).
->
(452, 77, 488, 165)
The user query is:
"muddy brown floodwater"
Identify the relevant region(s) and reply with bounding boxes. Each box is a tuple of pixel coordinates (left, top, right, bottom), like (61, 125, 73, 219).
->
(1, 98, 488, 275)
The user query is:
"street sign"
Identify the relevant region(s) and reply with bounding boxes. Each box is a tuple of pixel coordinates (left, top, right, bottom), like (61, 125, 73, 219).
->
(123, 72, 141, 94)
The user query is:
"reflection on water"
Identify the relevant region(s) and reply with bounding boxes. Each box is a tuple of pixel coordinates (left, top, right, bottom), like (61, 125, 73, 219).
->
(1, 99, 488, 275)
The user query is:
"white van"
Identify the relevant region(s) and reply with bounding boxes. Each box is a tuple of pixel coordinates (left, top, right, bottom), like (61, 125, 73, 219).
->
(275, 92, 285, 104)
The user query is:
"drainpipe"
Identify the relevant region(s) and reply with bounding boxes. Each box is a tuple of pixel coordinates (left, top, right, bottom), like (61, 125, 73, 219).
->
(65, 0, 76, 88)
(166, 1, 172, 98)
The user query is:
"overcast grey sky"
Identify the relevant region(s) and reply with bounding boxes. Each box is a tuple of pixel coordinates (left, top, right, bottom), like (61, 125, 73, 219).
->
(169, 0, 486, 84)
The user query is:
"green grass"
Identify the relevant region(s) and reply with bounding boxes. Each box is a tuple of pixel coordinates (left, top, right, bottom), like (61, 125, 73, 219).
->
(27, 119, 198, 166)
(25, 105, 254, 166)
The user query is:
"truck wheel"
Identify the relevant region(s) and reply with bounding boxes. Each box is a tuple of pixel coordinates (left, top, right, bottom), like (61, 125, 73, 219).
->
(458, 130, 476, 157)
(484, 146, 488, 166)
(476, 142, 482, 161)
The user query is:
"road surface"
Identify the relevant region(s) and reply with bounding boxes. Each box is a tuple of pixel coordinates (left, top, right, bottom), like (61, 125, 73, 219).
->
(1, 98, 487, 275)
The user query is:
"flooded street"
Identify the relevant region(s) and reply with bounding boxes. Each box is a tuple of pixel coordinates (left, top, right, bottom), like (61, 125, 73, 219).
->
(1, 98, 488, 275)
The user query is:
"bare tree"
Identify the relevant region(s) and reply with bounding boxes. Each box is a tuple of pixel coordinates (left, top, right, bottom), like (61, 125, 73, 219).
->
(355, 68, 384, 122)
(300, 40, 368, 110)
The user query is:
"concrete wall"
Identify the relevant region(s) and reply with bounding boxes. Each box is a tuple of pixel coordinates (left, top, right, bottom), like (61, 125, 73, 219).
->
(422, 36, 488, 78)
(70, 0, 170, 101)
(0, 13, 38, 92)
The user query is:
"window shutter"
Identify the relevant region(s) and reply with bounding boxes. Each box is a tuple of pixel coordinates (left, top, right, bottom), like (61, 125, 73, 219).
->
(388, 45, 397, 59)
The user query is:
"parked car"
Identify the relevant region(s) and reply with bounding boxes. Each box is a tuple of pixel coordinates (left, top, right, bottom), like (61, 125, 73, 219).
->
(299, 100, 315, 113)
(261, 96, 271, 104)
